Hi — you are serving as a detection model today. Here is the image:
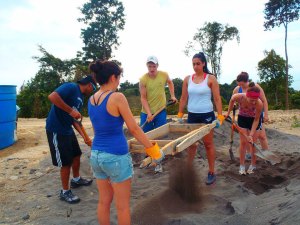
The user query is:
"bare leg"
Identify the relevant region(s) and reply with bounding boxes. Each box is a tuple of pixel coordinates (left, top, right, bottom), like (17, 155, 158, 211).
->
(60, 166, 71, 190)
(187, 144, 197, 165)
(238, 128, 248, 167)
(202, 130, 215, 173)
(258, 126, 269, 150)
(72, 155, 80, 178)
(96, 179, 113, 225)
(112, 179, 131, 225)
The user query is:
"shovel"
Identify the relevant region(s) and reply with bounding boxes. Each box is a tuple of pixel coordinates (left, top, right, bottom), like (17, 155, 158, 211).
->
(232, 121, 281, 165)
(228, 105, 236, 161)
(140, 99, 177, 129)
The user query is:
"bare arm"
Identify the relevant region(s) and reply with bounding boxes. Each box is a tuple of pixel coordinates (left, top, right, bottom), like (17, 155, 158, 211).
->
(48, 92, 81, 119)
(166, 76, 177, 102)
(226, 94, 240, 117)
(116, 93, 152, 148)
(178, 76, 189, 114)
(210, 75, 222, 116)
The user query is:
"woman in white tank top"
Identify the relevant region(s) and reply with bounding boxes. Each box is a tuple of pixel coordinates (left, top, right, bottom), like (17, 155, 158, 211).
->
(177, 52, 224, 185)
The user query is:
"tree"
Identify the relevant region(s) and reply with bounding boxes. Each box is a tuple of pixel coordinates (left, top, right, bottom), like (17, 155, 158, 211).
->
(78, 0, 125, 62)
(257, 49, 293, 108)
(264, 0, 300, 109)
(17, 46, 81, 118)
(185, 22, 239, 78)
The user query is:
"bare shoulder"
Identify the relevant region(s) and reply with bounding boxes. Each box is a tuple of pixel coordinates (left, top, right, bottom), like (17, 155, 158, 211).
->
(111, 92, 127, 102)
(208, 74, 217, 82)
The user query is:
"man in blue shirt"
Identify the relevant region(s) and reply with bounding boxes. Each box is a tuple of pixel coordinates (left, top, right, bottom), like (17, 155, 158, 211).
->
(46, 75, 96, 204)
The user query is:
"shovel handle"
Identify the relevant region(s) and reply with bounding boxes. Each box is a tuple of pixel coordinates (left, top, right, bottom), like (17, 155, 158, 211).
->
(140, 99, 176, 129)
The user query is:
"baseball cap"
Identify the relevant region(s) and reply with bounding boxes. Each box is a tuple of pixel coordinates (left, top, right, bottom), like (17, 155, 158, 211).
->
(146, 56, 158, 64)
(77, 75, 97, 91)
(77, 75, 96, 86)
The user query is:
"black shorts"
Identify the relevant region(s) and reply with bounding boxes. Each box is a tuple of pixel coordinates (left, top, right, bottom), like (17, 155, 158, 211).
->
(187, 111, 216, 124)
(238, 115, 262, 131)
(46, 130, 82, 167)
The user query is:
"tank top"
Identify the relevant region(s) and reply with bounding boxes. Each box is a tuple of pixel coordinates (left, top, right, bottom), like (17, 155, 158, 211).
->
(238, 86, 243, 93)
(88, 92, 128, 155)
(238, 94, 256, 118)
(187, 74, 213, 113)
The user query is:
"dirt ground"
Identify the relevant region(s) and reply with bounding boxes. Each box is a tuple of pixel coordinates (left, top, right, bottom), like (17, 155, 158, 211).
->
(0, 110, 300, 225)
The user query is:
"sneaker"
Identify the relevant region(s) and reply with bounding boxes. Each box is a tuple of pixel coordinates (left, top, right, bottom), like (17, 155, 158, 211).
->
(205, 172, 216, 185)
(245, 153, 252, 161)
(239, 165, 246, 175)
(70, 177, 93, 188)
(59, 190, 80, 204)
(247, 165, 256, 174)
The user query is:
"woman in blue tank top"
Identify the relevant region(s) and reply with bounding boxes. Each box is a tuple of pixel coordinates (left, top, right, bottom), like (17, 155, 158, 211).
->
(177, 52, 224, 186)
(88, 60, 163, 225)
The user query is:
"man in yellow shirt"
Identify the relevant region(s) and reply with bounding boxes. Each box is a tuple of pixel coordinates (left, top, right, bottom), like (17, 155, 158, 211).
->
(139, 56, 177, 132)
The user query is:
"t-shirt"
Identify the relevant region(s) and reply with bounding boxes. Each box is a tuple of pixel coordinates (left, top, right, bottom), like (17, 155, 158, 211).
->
(140, 71, 168, 114)
(46, 83, 83, 135)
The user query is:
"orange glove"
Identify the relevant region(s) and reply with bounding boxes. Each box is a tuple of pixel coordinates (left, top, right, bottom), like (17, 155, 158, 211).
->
(177, 112, 184, 123)
(217, 114, 225, 125)
(145, 142, 164, 163)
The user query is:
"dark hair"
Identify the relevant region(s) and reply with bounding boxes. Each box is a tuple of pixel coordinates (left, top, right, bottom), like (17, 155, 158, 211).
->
(236, 72, 249, 82)
(89, 60, 122, 85)
(192, 52, 211, 74)
(247, 82, 260, 93)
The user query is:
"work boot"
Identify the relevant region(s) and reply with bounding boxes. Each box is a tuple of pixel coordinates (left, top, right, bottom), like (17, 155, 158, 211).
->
(71, 177, 93, 188)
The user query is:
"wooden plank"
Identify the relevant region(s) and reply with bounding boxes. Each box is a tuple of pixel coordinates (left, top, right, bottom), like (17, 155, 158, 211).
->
(130, 144, 144, 150)
(169, 123, 204, 133)
(175, 122, 216, 153)
(139, 128, 201, 168)
(130, 139, 173, 146)
(127, 123, 170, 145)
(131, 149, 145, 154)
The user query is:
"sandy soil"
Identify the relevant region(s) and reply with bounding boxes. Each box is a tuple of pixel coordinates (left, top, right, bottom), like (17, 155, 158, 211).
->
(0, 110, 300, 225)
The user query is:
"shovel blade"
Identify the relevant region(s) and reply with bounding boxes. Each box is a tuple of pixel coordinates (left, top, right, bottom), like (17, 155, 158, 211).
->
(254, 144, 281, 165)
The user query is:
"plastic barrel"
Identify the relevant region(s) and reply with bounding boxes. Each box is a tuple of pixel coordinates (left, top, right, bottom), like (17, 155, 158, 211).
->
(0, 85, 17, 150)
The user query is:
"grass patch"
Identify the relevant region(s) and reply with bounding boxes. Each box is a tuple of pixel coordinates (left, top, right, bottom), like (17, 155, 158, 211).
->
(291, 115, 300, 128)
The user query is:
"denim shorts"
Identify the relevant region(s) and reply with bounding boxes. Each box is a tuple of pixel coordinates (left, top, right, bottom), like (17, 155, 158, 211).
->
(90, 150, 133, 183)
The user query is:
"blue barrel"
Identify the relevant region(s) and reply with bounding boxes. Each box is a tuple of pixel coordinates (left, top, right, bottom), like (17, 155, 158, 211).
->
(0, 85, 17, 150)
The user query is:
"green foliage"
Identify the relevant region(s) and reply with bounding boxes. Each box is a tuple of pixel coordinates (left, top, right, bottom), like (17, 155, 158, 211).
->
(291, 115, 300, 128)
(17, 47, 83, 118)
(78, 0, 125, 61)
(264, 0, 300, 30)
(264, 0, 300, 109)
(185, 21, 239, 78)
(172, 78, 183, 99)
(219, 80, 236, 103)
(290, 90, 300, 109)
(257, 49, 293, 107)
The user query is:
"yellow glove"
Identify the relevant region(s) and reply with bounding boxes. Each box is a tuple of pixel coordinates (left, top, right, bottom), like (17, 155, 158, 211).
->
(217, 114, 225, 125)
(145, 142, 164, 163)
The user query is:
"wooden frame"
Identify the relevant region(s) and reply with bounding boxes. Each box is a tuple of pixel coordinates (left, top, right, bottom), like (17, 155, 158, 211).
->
(128, 122, 217, 168)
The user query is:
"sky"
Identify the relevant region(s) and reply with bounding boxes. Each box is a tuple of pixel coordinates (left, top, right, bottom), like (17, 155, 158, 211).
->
(1, 0, 300, 92)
